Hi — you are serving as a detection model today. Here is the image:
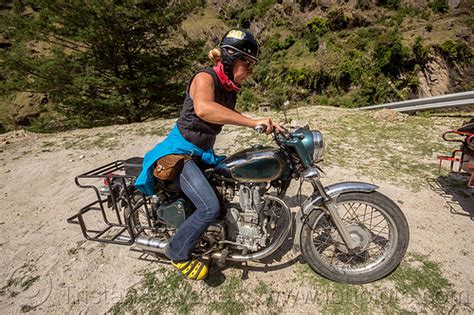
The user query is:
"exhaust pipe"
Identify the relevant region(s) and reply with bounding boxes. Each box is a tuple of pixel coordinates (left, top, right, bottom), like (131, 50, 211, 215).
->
(117, 235, 168, 254)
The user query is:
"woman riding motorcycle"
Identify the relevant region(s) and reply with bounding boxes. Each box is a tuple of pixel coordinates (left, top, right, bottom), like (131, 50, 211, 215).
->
(135, 29, 283, 280)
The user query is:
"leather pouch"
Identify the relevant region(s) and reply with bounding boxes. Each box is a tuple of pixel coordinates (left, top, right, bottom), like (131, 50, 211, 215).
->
(153, 154, 191, 181)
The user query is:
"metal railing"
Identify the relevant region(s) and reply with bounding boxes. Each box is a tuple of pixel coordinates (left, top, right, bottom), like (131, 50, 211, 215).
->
(358, 91, 474, 113)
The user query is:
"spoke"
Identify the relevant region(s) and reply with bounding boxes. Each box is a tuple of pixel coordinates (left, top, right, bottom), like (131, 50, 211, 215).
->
(370, 226, 390, 236)
(363, 204, 368, 223)
(367, 244, 386, 255)
(359, 211, 383, 224)
(341, 203, 352, 221)
(345, 254, 356, 265)
(369, 217, 389, 231)
(341, 203, 364, 224)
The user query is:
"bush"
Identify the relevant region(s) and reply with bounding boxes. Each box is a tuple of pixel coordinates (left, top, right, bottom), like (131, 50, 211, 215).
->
(425, 24, 433, 32)
(413, 37, 428, 65)
(268, 36, 281, 52)
(286, 68, 314, 88)
(303, 17, 327, 52)
(356, 0, 371, 10)
(327, 9, 349, 31)
(353, 27, 382, 51)
(311, 70, 331, 93)
(378, 0, 400, 10)
(267, 33, 295, 53)
(251, 59, 269, 83)
(438, 40, 473, 65)
(352, 14, 371, 28)
(334, 49, 367, 90)
(237, 89, 261, 111)
(268, 86, 286, 109)
(228, 0, 275, 28)
(306, 17, 329, 36)
(429, 0, 449, 13)
(373, 33, 409, 76)
(420, 9, 431, 20)
(306, 32, 320, 52)
(282, 34, 295, 49)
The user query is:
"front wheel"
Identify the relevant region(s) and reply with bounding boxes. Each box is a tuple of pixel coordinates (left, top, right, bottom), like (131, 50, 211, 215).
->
(300, 191, 409, 284)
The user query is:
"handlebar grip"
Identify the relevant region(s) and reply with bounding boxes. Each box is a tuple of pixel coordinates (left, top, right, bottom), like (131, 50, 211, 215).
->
(255, 125, 266, 134)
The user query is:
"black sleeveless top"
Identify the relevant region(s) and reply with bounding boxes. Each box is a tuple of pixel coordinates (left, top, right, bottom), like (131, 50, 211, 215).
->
(176, 67, 237, 150)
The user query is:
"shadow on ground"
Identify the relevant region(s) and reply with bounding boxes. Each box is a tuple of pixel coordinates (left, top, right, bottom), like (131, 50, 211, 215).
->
(427, 173, 474, 220)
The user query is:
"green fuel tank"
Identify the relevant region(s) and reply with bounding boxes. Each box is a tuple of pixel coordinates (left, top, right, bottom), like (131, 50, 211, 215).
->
(213, 146, 289, 183)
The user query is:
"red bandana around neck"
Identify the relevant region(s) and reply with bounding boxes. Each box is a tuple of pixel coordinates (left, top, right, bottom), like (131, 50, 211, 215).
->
(213, 61, 241, 92)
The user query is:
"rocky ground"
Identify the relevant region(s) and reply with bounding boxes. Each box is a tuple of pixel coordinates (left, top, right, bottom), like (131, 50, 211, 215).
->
(0, 106, 473, 314)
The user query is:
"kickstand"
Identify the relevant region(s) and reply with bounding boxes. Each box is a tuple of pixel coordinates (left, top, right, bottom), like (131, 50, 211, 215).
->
(241, 261, 249, 280)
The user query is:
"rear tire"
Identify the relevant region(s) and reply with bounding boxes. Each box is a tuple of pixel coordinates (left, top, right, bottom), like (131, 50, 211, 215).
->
(300, 191, 409, 284)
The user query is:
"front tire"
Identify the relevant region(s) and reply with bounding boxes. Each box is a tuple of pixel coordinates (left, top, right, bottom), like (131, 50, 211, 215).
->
(300, 191, 409, 284)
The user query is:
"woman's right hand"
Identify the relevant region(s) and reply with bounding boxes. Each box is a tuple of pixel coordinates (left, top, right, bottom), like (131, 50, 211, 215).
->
(253, 117, 276, 135)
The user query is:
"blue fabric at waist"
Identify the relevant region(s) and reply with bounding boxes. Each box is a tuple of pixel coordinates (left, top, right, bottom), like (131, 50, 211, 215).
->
(134, 124, 224, 195)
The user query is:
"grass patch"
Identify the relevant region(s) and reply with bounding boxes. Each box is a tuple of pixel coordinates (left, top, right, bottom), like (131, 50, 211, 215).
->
(63, 132, 119, 150)
(208, 276, 246, 315)
(297, 264, 408, 313)
(297, 251, 459, 313)
(110, 267, 198, 314)
(254, 280, 281, 311)
(297, 265, 409, 314)
(388, 253, 456, 313)
(134, 125, 168, 137)
(0, 264, 41, 299)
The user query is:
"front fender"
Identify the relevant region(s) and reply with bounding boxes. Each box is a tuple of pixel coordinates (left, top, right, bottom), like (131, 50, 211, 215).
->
(293, 181, 378, 252)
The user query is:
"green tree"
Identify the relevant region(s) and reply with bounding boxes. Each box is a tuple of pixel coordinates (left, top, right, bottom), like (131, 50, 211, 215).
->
(373, 33, 409, 77)
(1, 0, 204, 127)
(413, 36, 428, 65)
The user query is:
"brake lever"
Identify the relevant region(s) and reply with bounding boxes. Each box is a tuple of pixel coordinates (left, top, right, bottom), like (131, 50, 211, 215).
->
(273, 126, 291, 140)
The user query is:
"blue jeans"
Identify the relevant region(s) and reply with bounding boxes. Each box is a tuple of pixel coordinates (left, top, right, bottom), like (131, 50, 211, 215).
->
(165, 159, 220, 261)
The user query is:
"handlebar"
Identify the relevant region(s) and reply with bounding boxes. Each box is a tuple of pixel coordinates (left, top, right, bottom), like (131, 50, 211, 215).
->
(254, 125, 266, 134)
(254, 124, 291, 143)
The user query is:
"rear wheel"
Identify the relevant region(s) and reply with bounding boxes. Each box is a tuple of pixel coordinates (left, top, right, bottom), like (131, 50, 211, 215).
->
(300, 191, 409, 284)
(122, 192, 158, 236)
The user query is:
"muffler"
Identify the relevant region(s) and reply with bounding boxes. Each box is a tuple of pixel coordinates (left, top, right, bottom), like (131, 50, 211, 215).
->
(118, 235, 168, 254)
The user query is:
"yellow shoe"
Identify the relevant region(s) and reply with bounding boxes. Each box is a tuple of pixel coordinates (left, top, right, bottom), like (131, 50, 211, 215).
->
(172, 259, 208, 280)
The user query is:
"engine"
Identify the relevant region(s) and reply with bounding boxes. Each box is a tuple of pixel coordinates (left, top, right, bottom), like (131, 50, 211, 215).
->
(224, 184, 271, 252)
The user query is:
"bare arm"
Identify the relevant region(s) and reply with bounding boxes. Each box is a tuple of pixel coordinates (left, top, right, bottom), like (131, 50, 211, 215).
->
(191, 72, 258, 128)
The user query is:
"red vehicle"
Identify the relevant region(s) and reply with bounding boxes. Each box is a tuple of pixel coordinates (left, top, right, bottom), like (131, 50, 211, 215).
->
(437, 118, 474, 187)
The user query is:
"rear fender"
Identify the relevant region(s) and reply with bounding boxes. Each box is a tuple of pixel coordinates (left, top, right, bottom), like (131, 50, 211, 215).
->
(293, 181, 378, 252)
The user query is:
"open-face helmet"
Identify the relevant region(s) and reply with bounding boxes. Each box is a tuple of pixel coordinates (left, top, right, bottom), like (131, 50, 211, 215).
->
(219, 29, 259, 80)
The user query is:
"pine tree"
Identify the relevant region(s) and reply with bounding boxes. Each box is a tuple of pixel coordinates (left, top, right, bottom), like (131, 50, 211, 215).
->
(1, 0, 204, 127)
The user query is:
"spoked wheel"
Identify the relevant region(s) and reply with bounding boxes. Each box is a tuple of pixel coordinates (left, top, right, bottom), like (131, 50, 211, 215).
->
(300, 191, 409, 284)
(122, 192, 155, 236)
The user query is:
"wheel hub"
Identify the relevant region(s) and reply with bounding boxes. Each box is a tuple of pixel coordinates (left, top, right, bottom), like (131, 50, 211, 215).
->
(331, 223, 372, 254)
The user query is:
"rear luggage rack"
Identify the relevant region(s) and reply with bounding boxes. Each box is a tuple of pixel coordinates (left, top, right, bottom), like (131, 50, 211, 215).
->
(67, 160, 153, 245)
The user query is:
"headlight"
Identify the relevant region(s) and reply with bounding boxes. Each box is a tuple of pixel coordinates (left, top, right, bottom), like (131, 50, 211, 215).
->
(298, 128, 324, 162)
(311, 130, 324, 161)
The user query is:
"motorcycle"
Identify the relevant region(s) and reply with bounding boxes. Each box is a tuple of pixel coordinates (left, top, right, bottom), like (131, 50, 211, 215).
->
(68, 125, 409, 284)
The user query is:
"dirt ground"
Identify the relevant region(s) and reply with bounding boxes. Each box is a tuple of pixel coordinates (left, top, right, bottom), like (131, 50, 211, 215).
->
(0, 107, 473, 314)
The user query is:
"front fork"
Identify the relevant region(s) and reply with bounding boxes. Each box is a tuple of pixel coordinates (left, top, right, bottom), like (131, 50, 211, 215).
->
(305, 171, 358, 250)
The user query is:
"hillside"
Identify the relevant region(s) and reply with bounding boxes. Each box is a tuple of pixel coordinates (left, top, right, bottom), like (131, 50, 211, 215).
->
(0, 107, 473, 313)
(0, 0, 473, 132)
